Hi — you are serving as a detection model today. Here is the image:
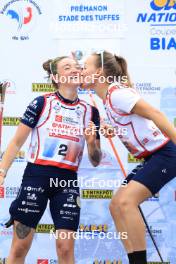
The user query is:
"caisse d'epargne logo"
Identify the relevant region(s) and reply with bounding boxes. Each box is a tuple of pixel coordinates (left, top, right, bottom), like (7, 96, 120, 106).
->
(0, 0, 42, 40)
(137, 0, 176, 50)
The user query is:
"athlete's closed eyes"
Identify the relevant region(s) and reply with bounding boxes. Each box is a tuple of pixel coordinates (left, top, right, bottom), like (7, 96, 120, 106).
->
(63, 63, 81, 71)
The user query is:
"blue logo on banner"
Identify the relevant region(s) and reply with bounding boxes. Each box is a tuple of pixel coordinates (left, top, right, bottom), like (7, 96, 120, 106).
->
(150, 0, 176, 11)
(7, 7, 33, 31)
(151, 37, 176, 50)
(136, 0, 176, 50)
(0, 0, 42, 41)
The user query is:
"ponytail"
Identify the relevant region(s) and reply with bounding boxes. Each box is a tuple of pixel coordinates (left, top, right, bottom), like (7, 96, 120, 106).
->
(114, 55, 132, 87)
(94, 51, 132, 87)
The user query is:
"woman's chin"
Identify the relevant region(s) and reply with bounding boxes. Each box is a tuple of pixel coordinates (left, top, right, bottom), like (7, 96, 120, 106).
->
(80, 82, 93, 90)
(66, 81, 81, 88)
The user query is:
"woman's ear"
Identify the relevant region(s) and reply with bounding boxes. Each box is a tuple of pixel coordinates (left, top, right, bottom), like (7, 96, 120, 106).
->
(51, 73, 59, 84)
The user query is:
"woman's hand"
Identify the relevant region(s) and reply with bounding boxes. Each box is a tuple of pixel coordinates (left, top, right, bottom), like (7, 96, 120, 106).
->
(84, 121, 97, 145)
(100, 124, 116, 138)
(84, 121, 102, 167)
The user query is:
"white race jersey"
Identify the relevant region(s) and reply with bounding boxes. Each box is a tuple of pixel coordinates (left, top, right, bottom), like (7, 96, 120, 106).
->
(27, 93, 92, 171)
(104, 83, 169, 158)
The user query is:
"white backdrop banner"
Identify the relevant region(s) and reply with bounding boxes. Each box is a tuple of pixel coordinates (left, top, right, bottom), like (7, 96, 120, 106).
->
(0, 0, 175, 264)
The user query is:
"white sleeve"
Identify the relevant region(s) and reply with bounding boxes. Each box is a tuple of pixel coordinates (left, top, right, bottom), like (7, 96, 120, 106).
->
(110, 88, 141, 114)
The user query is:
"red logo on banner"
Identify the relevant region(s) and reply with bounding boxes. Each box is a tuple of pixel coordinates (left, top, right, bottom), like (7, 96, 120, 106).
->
(55, 115, 63, 122)
(0, 187, 4, 198)
(37, 260, 49, 264)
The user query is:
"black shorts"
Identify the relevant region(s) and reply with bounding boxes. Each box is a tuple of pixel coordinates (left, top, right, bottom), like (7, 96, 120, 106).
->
(9, 163, 80, 231)
(125, 141, 176, 195)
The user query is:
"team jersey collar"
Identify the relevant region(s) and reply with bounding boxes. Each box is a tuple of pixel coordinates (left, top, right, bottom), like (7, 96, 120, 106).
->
(103, 82, 120, 105)
(108, 82, 120, 91)
(55, 91, 79, 105)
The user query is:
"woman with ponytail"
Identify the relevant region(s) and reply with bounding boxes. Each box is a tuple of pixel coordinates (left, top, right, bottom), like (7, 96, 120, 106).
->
(81, 51, 176, 264)
(0, 56, 102, 264)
